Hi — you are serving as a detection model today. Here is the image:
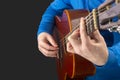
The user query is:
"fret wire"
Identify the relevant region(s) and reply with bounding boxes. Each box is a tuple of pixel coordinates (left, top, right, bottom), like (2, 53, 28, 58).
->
(58, 8, 106, 46)
(86, 13, 91, 34)
(87, 16, 94, 34)
(85, 8, 107, 22)
(57, 2, 120, 60)
(86, 21, 90, 35)
(59, 10, 102, 45)
(65, 7, 106, 39)
(59, 20, 120, 50)
(90, 19, 93, 33)
(58, 4, 115, 48)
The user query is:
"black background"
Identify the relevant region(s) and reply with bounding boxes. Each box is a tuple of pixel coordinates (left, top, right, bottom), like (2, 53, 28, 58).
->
(1, 0, 58, 80)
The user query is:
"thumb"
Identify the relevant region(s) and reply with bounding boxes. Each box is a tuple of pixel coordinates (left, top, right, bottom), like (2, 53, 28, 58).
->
(66, 42, 75, 53)
(47, 34, 58, 47)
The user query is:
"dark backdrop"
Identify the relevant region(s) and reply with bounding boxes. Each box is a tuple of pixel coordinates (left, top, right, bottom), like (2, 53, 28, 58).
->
(1, 0, 58, 80)
(32, 0, 58, 80)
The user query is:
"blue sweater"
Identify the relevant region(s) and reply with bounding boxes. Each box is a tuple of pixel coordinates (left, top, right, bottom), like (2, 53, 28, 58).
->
(37, 0, 120, 80)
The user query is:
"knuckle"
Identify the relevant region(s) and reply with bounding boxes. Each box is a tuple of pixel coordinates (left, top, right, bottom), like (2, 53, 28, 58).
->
(44, 51, 50, 56)
(38, 46, 42, 52)
(68, 36, 72, 41)
(67, 36, 70, 41)
(44, 53, 49, 57)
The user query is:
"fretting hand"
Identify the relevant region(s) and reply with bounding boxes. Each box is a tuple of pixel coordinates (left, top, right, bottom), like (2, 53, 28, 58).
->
(67, 18, 108, 66)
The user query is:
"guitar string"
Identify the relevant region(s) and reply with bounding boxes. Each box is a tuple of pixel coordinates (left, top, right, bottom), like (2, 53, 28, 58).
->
(65, 3, 120, 42)
(64, 8, 107, 42)
(56, 7, 108, 57)
(57, 2, 120, 59)
(58, 7, 107, 46)
(57, 0, 119, 65)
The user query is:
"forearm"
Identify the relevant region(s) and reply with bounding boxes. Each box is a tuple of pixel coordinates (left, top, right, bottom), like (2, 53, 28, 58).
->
(37, 6, 59, 35)
(96, 34, 120, 75)
(37, 0, 72, 36)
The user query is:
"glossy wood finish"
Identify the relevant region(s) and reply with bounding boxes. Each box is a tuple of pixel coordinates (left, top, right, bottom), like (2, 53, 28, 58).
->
(53, 9, 96, 80)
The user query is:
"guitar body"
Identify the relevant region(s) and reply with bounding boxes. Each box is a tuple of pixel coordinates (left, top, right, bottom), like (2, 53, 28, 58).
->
(53, 9, 96, 80)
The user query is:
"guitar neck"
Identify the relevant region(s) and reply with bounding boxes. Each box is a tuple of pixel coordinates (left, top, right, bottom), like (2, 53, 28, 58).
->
(64, 1, 120, 44)
(65, 4, 120, 40)
(64, 8, 105, 42)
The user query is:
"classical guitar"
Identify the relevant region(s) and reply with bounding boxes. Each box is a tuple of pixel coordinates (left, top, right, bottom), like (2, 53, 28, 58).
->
(53, 1, 120, 80)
